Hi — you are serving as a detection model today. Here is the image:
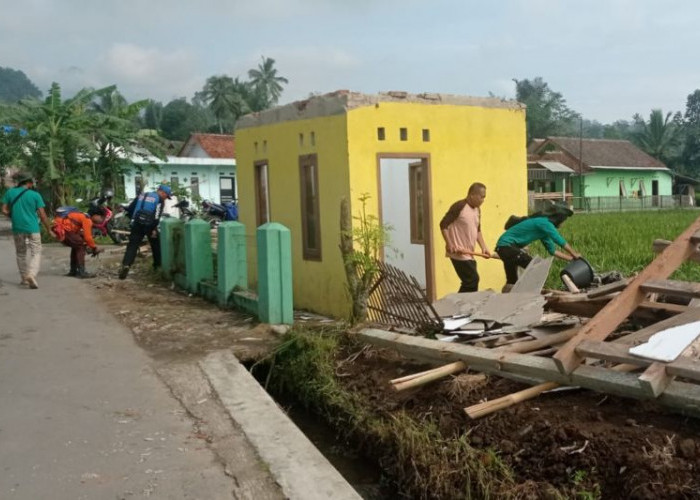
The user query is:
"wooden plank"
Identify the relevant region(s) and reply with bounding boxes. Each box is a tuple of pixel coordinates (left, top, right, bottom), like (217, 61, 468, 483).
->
(510, 256, 553, 294)
(553, 215, 700, 374)
(587, 279, 631, 299)
(666, 357, 700, 382)
(638, 362, 673, 397)
(358, 328, 700, 416)
(575, 340, 652, 367)
(653, 239, 700, 263)
(640, 279, 700, 299)
(548, 296, 688, 321)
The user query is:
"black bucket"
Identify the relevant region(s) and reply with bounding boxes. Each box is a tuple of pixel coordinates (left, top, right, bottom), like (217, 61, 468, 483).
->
(560, 258, 595, 289)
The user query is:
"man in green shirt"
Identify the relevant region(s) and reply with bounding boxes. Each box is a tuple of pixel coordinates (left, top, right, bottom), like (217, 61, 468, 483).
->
(1, 174, 52, 289)
(495, 203, 582, 286)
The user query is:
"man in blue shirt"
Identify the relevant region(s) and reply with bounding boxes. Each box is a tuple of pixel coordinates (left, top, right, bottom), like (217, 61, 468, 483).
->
(1, 174, 53, 288)
(118, 184, 171, 280)
(495, 203, 582, 286)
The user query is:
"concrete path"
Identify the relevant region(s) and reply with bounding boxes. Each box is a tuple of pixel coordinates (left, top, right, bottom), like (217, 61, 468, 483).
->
(0, 223, 243, 499)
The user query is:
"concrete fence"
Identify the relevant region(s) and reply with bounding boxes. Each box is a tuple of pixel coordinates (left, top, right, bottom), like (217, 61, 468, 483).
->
(160, 218, 293, 325)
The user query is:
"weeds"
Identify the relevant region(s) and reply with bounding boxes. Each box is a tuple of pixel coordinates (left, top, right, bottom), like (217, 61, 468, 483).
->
(259, 325, 528, 499)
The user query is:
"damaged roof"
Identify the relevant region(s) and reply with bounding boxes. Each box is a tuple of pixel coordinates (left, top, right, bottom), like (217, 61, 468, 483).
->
(236, 89, 524, 129)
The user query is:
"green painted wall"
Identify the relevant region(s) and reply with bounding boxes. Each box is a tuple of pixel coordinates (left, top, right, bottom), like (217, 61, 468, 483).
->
(574, 169, 672, 197)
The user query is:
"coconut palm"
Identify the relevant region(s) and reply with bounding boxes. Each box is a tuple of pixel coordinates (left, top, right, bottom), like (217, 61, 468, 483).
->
(632, 109, 682, 165)
(247, 56, 288, 109)
(199, 75, 250, 132)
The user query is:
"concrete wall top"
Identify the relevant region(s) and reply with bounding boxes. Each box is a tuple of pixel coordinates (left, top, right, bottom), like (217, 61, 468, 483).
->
(236, 90, 524, 129)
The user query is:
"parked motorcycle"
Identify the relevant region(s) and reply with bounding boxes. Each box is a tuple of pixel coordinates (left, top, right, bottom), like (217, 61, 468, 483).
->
(88, 190, 124, 244)
(201, 199, 238, 228)
(110, 200, 133, 243)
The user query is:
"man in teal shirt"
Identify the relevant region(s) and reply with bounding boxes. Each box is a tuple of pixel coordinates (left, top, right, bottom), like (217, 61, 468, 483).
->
(495, 203, 582, 286)
(1, 174, 52, 289)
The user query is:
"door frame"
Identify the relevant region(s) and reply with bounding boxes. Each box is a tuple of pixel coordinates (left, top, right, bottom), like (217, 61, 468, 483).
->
(376, 152, 435, 301)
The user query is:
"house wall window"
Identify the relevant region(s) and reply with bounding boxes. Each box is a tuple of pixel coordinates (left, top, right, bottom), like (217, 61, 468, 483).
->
(135, 174, 143, 196)
(409, 162, 425, 244)
(190, 173, 200, 198)
(255, 162, 270, 226)
(619, 179, 627, 197)
(171, 176, 179, 188)
(299, 154, 321, 260)
(639, 180, 647, 196)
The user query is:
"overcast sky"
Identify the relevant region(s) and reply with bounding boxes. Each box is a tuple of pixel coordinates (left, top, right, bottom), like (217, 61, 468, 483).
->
(1, 0, 698, 124)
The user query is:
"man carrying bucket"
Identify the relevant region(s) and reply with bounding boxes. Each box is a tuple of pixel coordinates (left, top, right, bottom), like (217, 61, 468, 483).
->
(495, 202, 582, 286)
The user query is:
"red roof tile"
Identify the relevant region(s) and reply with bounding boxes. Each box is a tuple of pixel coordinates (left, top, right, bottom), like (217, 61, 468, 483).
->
(178, 133, 235, 159)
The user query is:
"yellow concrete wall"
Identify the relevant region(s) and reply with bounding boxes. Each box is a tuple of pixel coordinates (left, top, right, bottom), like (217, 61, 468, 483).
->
(346, 102, 527, 299)
(237, 100, 526, 318)
(236, 115, 353, 318)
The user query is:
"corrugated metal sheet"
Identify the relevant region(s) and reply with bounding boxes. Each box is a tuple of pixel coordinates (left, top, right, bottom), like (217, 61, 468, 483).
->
(536, 161, 574, 173)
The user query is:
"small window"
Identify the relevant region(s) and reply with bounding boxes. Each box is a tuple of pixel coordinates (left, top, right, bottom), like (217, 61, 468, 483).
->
(255, 162, 270, 226)
(310, 131, 316, 146)
(377, 127, 385, 141)
(619, 179, 627, 197)
(135, 174, 143, 196)
(190, 176, 200, 198)
(170, 176, 179, 188)
(422, 129, 430, 142)
(299, 154, 321, 260)
(263, 140, 268, 153)
(254, 141, 259, 154)
(409, 162, 425, 244)
(400, 128, 408, 141)
(299, 133, 304, 147)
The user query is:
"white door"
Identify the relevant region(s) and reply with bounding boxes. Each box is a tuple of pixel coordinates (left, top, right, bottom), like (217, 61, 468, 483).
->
(379, 157, 427, 288)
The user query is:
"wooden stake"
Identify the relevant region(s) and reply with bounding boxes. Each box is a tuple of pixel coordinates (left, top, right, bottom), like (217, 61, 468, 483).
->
(561, 274, 581, 293)
(390, 361, 467, 391)
(464, 364, 639, 419)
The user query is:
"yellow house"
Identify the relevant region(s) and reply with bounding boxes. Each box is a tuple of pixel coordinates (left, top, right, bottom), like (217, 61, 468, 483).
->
(235, 90, 527, 318)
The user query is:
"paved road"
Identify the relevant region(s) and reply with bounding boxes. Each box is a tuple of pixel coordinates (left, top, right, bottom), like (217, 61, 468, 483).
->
(0, 223, 237, 499)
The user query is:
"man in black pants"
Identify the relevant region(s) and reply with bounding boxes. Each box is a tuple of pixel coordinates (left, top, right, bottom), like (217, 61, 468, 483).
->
(439, 182, 491, 293)
(118, 185, 171, 279)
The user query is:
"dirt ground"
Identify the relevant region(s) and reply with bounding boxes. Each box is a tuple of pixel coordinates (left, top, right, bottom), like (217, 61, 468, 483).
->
(338, 345, 700, 499)
(89, 253, 700, 499)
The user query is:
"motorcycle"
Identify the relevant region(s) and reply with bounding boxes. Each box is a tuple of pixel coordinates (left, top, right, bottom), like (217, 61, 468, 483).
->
(110, 200, 133, 243)
(201, 199, 238, 228)
(88, 190, 124, 244)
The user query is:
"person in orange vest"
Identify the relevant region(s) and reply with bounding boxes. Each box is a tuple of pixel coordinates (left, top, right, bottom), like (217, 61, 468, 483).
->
(51, 207, 105, 278)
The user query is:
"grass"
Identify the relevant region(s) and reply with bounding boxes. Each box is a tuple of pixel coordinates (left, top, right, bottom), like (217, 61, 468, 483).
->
(528, 209, 700, 288)
(254, 326, 536, 499)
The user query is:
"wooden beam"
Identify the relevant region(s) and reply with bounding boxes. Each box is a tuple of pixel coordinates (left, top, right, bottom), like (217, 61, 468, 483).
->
(548, 296, 688, 321)
(553, 216, 700, 374)
(358, 328, 700, 417)
(653, 239, 700, 263)
(640, 279, 700, 299)
(586, 279, 631, 299)
(638, 362, 674, 397)
(575, 340, 651, 367)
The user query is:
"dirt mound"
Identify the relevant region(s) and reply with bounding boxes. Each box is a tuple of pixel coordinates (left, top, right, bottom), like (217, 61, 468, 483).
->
(338, 346, 700, 498)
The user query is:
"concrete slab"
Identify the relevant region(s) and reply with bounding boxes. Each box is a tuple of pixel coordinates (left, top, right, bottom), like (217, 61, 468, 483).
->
(201, 350, 362, 500)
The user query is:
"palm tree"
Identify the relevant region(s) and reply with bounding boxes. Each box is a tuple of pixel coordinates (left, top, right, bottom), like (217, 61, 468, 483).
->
(199, 75, 249, 133)
(247, 56, 288, 110)
(632, 109, 681, 165)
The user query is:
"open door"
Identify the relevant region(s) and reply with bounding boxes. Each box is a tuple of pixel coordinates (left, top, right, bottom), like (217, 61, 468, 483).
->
(378, 155, 433, 298)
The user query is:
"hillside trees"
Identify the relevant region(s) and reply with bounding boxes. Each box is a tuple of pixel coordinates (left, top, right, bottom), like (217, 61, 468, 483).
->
(0, 67, 42, 102)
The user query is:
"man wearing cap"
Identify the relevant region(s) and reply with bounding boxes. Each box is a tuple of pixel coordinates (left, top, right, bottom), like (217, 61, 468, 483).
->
(1, 174, 52, 289)
(118, 184, 171, 279)
(495, 202, 582, 286)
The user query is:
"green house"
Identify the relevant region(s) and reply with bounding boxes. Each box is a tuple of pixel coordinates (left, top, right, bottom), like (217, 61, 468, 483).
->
(528, 137, 677, 212)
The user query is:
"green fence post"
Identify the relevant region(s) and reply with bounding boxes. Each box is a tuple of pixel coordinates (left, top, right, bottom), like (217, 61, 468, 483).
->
(257, 223, 293, 325)
(217, 221, 247, 306)
(185, 219, 213, 294)
(160, 218, 183, 278)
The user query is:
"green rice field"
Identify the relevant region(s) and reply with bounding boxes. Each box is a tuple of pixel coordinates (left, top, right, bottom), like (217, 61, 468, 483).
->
(529, 209, 700, 288)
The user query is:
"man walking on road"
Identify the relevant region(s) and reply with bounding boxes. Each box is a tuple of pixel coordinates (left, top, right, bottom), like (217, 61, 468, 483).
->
(440, 182, 491, 293)
(118, 184, 171, 280)
(1, 173, 52, 289)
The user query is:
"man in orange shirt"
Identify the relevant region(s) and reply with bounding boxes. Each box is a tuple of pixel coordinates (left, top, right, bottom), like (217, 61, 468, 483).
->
(439, 182, 491, 293)
(52, 207, 105, 278)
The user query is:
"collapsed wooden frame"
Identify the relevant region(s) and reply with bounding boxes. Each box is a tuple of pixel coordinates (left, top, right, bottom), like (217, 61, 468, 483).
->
(361, 214, 700, 419)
